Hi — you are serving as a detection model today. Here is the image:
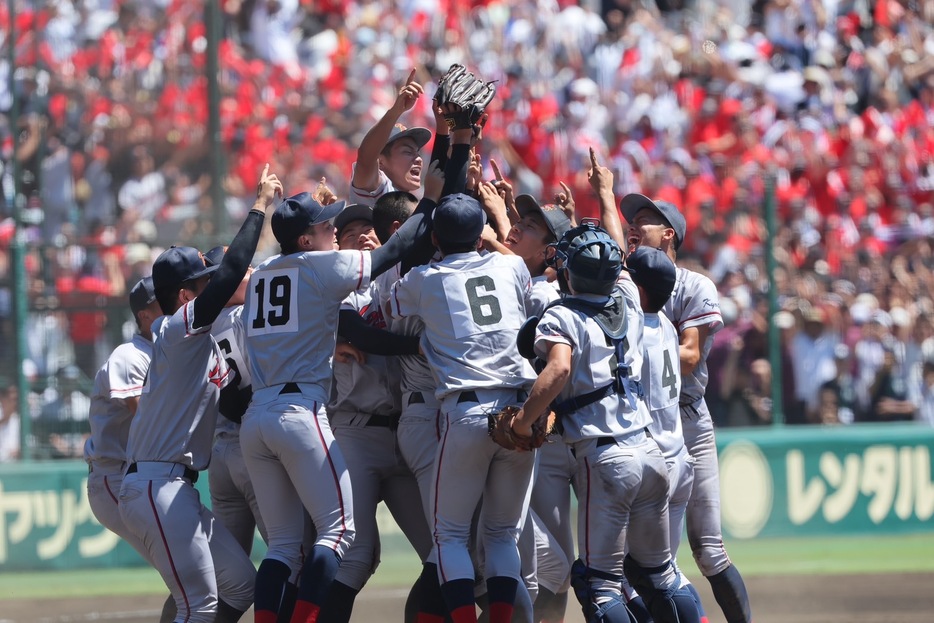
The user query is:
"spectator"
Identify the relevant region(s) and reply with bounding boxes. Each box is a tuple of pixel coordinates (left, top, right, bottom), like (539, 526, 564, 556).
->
(789, 306, 840, 421)
(817, 343, 861, 425)
(0, 381, 20, 462)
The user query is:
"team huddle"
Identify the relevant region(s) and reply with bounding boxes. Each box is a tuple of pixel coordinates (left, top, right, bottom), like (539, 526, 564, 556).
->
(82, 66, 753, 623)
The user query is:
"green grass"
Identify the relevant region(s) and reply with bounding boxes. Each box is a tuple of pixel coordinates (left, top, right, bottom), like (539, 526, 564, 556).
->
(1, 533, 932, 600)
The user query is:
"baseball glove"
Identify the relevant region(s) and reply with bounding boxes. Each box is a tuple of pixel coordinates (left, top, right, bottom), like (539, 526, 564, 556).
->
(488, 406, 556, 451)
(435, 63, 497, 132)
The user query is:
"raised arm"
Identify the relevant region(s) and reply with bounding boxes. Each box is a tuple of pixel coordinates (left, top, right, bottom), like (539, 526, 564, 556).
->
(588, 147, 625, 247)
(192, 166, 282, 328)
(352, 70, 424, 193)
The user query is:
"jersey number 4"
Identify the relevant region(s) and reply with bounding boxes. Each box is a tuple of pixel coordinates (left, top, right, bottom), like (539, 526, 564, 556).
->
(662, 349, 678, 399)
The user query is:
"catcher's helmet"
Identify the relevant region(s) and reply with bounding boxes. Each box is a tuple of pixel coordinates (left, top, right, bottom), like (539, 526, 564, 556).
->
(551, 221, 623, 296)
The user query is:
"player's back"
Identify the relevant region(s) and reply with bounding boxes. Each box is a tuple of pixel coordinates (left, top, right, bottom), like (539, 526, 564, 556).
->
(391, 251, 532, 398)
(662, 266, 723, 402)
(642, 311, 684, 458)
(244, 249, 369, 404)
(126, 302, 230, 470)
(84, 334, 153, 466)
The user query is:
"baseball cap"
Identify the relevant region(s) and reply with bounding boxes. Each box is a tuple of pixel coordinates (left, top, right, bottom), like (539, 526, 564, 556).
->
(515, 195, 572, 241)
(385, 123, 431, 150)
(203, 245, 227, 267)
(432, 193, 486, 245)
(626, 246, 676, 299)
(271, 192, 346, 245)
(334, 203, 374, 237)
(152, 246, 219, 292)
(619, 193, 687, 250)
(129, 276, 157, 314)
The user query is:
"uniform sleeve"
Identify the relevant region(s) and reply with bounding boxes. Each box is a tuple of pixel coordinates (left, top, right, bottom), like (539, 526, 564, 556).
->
(313, 250, 372, 302)
(108, 345, 150, 400)
(161, 300, 212, 347)
(388, 267, 426, 319)
(534, 307, 575, 359)
(347, 164, 392, 207)
(677, 274, 723, 335)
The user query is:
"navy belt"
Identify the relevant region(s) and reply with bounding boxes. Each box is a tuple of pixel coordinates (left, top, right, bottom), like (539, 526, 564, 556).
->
(596, 436, 616, 447)
(126, 462, 199, 484)
(366, 414, 399, 429)
(408, 392, 426, 405)
(456, 389, 528, 404)
(280, 382, 301, 394)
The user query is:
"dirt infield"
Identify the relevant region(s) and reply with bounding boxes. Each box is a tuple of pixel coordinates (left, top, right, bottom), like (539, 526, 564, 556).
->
(2, 572, 932, 622)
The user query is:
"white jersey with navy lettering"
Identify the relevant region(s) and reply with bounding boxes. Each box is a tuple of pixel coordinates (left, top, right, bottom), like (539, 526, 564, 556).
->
(213, 306, 250, 441)
(642, 312, 684, 458)
(389, 251, 534, 397)
(534, 282, 651, 443)
(662, 267, 722, 403)
(84, 333, 153, 467)
(329, 282, 402, 416)
(243, 249, 370, 403)
(126, 301, 232, 470)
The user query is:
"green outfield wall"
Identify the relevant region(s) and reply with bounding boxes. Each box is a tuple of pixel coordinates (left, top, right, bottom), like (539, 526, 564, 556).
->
(1, 424, 932, 571)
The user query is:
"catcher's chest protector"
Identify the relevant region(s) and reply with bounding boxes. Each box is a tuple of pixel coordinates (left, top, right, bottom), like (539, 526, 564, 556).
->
(518, 290, 634, 417)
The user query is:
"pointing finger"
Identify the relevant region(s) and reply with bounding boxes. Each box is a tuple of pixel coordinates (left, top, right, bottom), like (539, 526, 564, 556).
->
(490, 159, 504, 181)
(589, 147, 598, 167)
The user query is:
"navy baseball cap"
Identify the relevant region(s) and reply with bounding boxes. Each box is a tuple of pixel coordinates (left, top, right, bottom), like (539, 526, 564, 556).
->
(626, 246, 676, 299)
(619, 193, 687, 251)
(152, 246, 219, 291)
(129, 276, 157, 314)
(334, 203, 374, 237)
(272, 192, 345, 245)
(385, 123, 431, 150)
(203, 245, 227, 267)
(515, 195, 572, 241)
(432, 193, 486, 245)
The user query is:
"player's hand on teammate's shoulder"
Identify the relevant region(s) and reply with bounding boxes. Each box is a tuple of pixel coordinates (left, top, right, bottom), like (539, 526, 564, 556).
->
(423, 160, 445, 202)
(254, 163, 283, 213)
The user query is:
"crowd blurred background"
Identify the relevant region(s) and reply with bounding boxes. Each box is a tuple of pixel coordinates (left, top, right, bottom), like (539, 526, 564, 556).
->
(1, 0, 933, 461)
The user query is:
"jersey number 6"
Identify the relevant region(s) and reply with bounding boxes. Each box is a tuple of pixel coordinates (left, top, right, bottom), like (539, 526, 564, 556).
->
(465, 276, 502, 326)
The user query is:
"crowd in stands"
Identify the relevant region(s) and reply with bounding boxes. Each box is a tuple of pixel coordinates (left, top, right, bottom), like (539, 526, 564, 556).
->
(1, 0, 934, 459)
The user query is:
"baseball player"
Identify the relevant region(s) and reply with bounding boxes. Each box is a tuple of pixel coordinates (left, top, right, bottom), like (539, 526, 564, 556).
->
(478, 189, 578, 621)
(388, 193, 537, 623)
(624, 246, 696, 618)
(621, 192, 752, 623)
(349, 70, 437, 206)
(319, 202, 432, 623)
(508, 223, 701, 623)
(84, 276, 175, 623)
(119, 165, 283, 623)
(240, 179, 440, 623)
(200, 246, 268, 556)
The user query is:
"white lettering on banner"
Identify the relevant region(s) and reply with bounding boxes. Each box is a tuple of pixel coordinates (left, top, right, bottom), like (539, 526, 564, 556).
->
(787, 445, 934, 527)
(0, 479, 120, 563)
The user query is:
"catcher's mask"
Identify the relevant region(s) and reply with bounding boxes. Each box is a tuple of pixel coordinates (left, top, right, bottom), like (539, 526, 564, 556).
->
(546, 219, 624, 296)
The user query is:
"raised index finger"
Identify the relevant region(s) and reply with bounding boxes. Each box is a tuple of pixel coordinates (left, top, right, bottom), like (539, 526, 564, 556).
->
(589, 147, 599, 167)
(490, 159, 504, 181)
(405, 69, 416, 85)
(262, 162, 270, 179)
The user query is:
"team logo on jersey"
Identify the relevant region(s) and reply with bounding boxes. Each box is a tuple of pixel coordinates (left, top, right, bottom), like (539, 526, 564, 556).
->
(702, 298, 719, 309)
(207, 355, 230, 389)
(360, 303, 387, 330)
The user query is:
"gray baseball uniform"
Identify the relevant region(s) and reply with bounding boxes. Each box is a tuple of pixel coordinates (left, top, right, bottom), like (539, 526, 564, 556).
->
(328, 280, 431, 591)
(533, 281, 680, 620)
(241, 249, 369, 578)
(661, 267, 729, 576)
(210, 305, 267, 554)
(120, 299, 256, 623)
(389, 250, 536, 598)
(84, 334, 153, 561)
